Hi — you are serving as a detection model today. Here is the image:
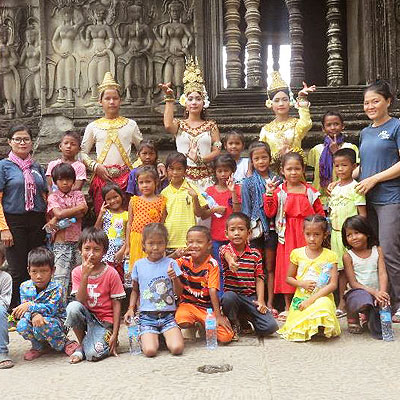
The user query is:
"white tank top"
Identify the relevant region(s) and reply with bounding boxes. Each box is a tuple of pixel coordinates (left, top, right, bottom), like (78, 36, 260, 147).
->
(348, 246, 379, 290)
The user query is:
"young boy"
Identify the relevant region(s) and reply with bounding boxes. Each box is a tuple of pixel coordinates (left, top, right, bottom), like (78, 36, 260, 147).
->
(161, 152, 207, 253)
(0, 243, 13, 369)
(173, 226, 234, 343)
(66, 227, 125, 363)
(12, 247, 76, 361)
(329, 148, 366, 316)
(220, 212, 278, 338)
(46, 163, 88, 292)
(46, 130, 87, 192)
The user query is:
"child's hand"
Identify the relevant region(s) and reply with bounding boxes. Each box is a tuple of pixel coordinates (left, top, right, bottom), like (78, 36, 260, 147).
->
(82, 258, 95, 278)
(212, 206, 226, 215)
(329, 134, 340, 154)
(167, 262, 177, 280)
(32, 314, 46, 327)
(301, 280, 316, 292)
(12, 302, 30, 319)
(374, 290, 391, 307)
(216, 314, 232, 330)
(227, 175, 235, 192)
(124, 308, 135, 325)
(108, 333, 118, 357)
(253, 299, 268, 314)
(43, 217, 58, 233)
(326, 180, 339, 196)
(266, 176, 279, 194)
(225, 252, 239, 273)
(114, 247, 125, 264)
(299, 298, 313, 311)
(184, 185, 197, 198)
(99, 201, 109, 216)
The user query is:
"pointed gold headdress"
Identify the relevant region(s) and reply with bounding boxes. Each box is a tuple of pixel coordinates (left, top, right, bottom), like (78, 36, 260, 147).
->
(268, 71, 289, 95)
(98, 72, 121, 97)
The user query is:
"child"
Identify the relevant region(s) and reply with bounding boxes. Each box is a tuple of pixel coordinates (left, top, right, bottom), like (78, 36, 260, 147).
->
(264, 152, 325, 319)
(124, 223, 184, 357)
(203, 154, 241, 291)
(95, 183, 129, 281)
(0, 243, 13, 369)
(12, 247, 77, 360)
(161, 152, 207, 253)
(46, 130, 86, 191)
(46, 163, 88, 292)
(66, 227, 125, 363)
(242, 141, 279, 316)
(220, 213, 278, 338)
(342, 216, 390, 338)
(307, 111, 359, 207)
(278, 215, 341, 341)
(329, 148, 366, 317)
(174, 226, 234, 343)
(125, 166, 166, 271)
(224, 131, 250, 184)
(126, 139, 168, 196)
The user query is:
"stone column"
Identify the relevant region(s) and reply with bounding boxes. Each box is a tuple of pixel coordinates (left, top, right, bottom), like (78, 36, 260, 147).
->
(224, 0, 243, 88)
(244, 0, 262, 88)
(326, 0, 344, 86)
(285, 0, 304, 86)
(272, 43, 280, 71)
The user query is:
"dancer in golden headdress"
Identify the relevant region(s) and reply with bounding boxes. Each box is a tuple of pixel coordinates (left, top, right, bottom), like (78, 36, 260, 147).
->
(81, 72, 142, 214)
(159, 57, 222, 190)
(259, 71, 316, 172)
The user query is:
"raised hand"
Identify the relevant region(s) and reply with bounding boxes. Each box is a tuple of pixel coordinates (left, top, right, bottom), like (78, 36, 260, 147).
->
(226, 174, 235, 192)
(329, 134, 340, 154)
(158, 82, 174, 97)
(266, 176, 279, 194)
(298, 81, 316, 97)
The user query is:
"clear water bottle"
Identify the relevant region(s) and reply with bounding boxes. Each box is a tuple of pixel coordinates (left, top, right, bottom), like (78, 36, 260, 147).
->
(45, 217, 77, 233)
(313, 263, 333, 293)
(127, 316, 141, 355)
(123, 258, 132, 288)
(380, 305, 394, 341)
(201, 192, 223, 218)
(205, 308, 217, 350)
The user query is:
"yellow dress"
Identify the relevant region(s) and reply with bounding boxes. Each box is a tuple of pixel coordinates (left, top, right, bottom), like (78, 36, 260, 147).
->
(278, 247, 341, 341)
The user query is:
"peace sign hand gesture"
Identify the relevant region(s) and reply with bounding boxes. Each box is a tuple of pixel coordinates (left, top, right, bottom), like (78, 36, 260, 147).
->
(329, 134, 340, 154)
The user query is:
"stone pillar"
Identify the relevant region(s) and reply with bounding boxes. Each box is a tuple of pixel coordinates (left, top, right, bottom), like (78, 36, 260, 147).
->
(244, 0, 262, 88)
(285, 0, 304, 86)
(326, 0, 344, 86)
(224, 0, 243, 88)
(272, 43, 280, 71)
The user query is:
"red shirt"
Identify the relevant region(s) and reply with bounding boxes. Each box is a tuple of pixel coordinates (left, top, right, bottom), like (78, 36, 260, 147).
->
(206, 184, 241, 241)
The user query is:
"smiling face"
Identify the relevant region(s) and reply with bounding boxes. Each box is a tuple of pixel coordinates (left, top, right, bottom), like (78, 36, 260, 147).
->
(8, 130, 33, 159)
(251, 147, 271, 176)
(185, 92, 204, 115)
(104, 189, 123, 211)
(186, 230, 211, 263)
(28, 264, 53, 290)
(271, 91, 290, 117)
(167, 161, 186, 186)
(363, 90, 391, 122)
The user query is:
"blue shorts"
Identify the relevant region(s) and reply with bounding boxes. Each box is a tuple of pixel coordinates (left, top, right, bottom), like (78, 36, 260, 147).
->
(139, 311, 178, 336)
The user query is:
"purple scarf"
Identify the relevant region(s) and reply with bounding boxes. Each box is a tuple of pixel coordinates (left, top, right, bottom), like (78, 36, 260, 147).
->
(319, 134, 344, 187)
(8, 151, 36, 211)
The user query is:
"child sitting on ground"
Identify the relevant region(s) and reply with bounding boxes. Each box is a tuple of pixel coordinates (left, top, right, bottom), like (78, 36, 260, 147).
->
(0, 243, 13, 369)
(174, 226, 234, 343)
(124, 223, 184, 357)
(66, 227, 125, 363)
(12, 247, 77, 360)
(220, 212, 278, 339)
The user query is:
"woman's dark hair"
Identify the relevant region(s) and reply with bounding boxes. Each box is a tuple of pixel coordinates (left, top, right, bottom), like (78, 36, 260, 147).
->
(281, 151, 305, 169)
(101, 182, 124, 200)
(226, 212, 251, 230)
(8, 124, 33, 140)
(364, 79, 394, 101)
(62, 130, 81, 146)
(332, 148, 357, 164)
(136, 166, 159, 187)
(248, 141, 272, 161)
(165, 152, 187, 170)
(269, 88, 290, 99)
(142, 223, 168, 245)
(51, 162, 76, 183)
(341, 215, 379, 249)
(137, 139, 158, 160)
(28, 247, 55, 269)
(187, 225, 212, 242)
(212, 154, 237, 173)
(321, 111, 344, 127)
(303, 214, 329, 233)
(78, 227, 109, 253)
(223, 130, 246, 147)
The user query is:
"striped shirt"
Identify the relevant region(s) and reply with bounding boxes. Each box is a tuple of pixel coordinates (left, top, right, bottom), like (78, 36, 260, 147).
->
(177, 255, 220, 309)
(220, 243, 264, 297)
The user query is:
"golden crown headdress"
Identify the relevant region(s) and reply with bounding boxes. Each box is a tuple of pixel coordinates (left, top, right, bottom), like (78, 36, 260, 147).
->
(265, 70, 294, 108)
(98, 72, 121, 97)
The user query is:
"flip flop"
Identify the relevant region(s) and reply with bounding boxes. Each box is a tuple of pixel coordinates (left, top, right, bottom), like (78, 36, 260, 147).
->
(0, 359, 14, 369)
(270, 308, 279, 319)
(64, 340, 80, 357)
(278, 311, 288, 322)
(24, 348, 46, 361)
(392, 309, 400, 323)
(336, 309, 347, 318)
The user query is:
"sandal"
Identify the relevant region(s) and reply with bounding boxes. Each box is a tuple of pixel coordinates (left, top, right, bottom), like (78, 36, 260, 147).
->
(347, 318, 363, 334)
(336, 309, 347, 318)
(69, 346, 84, 364)
(24, 348, 46, 361)
(64, 340, 80, 357)
(278, 311, 288, 322)
(392, 309, 400, 323)
(268, 308, 279, 319)
(0, 359, 14, 369)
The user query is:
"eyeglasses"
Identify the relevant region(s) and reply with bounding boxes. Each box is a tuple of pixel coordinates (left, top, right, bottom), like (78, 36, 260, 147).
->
(11, 137, 32, 144)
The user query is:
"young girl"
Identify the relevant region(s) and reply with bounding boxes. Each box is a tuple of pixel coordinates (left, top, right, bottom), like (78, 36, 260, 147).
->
(126, 140, 167, 196)
(124, 223, 184, 357)
(125, 166, 167, 271)
(46, 131, 86, 191)
(264, 152, 325, 320)
(224, 131, 249, 184)
(242, 142, 279, 317)
(342, 216, 390, 338)
(278, 215, 341, 341)
(95, 183, 129, 281)
(203, 154, 241, 291)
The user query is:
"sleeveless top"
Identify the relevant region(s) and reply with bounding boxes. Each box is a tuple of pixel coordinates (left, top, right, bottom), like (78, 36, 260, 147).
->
(347, 246, 379, 290)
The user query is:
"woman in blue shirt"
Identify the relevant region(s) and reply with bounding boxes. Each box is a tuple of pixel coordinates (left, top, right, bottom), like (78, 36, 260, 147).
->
(0, 125, 48, 309)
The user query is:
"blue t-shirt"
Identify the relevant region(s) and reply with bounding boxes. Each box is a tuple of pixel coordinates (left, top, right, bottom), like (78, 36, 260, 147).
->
(132, 257, 182, 312)
(0, 159, 48, 214)
(359, 118, 400, 205)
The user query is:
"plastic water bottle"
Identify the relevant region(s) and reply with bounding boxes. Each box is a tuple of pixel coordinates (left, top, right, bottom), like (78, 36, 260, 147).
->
(127, 316, 141, 355)
(205, 308, 217, 350)
(380, 305, 394, 341)
(313, 263, 333, 293)
(45, 217, 76, 233)
(123, 258, 132, 288)
(201, 193, 223, 218)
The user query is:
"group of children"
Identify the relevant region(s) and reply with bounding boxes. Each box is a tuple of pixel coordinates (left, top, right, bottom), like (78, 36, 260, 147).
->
(0, 111, 391, 368)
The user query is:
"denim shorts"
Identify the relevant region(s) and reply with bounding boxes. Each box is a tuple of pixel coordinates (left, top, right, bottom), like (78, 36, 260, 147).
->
(139, 311, 178, 336)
